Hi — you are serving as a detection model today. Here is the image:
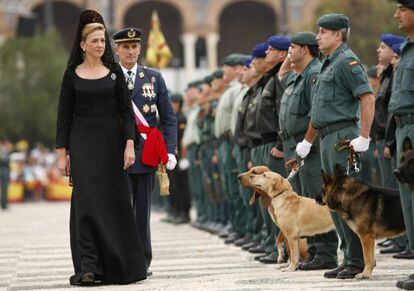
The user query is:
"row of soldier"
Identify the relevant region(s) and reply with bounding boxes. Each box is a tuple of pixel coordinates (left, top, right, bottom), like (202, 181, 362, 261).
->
(164, 2, 414, 288)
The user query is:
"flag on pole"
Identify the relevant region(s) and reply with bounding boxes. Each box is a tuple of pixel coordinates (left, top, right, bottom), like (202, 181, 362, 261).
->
(146, 10, 172, 69)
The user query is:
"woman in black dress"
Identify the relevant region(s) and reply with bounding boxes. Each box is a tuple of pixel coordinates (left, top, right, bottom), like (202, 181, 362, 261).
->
(55, 10, 147, 286)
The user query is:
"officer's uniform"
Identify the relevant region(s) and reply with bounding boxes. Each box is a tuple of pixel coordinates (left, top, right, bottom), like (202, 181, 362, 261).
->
(249, 36, 290, 262)
(214, 54, 250, 240)
(389, 32, 414, 257)
(280, 32, 338, 267)
(0, 142, 10, 210)
(182, 82, 206, 225)
(310, 15, 373, 276)
(113, 28, 177, 269)
(168, 93, 191, 223)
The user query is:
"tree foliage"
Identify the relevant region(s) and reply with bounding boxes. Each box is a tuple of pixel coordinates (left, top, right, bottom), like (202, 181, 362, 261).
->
(0, 30, 67, 147)
(308, 0, 401, 65)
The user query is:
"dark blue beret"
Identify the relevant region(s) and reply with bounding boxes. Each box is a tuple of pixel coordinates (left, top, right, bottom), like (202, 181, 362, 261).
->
(267, 36, 291, 51)
(245, 57, 253, 67)
(252, 42, 268, 58)
(396, 0, 414, 9)
(112, 28, 142, 43)
(380, 34, 405, 48)
(392, 43, 402, 55)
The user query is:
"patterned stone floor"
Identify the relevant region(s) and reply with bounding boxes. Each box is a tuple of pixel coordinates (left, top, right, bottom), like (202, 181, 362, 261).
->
(0, 202, 411, 290)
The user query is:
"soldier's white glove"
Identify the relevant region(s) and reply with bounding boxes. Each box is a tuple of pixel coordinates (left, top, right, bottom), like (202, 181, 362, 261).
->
(166, 154, 177, 170)
(350, 136, 371, 152)
(178, 158, 190, 170)
(295, 139, 312, 159)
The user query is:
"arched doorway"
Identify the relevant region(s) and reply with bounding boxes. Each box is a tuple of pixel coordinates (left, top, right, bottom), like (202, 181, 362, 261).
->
(124, 1, 183, 67)
(32, 1, 81, 50)
(218, 1, 277, 60)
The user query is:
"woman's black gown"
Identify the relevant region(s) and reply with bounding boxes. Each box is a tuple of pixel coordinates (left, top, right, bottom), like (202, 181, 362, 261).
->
(56, 68, 147, 285)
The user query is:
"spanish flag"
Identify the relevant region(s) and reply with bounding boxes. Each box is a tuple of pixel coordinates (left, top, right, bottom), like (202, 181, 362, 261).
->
(146, 10, 172, 69)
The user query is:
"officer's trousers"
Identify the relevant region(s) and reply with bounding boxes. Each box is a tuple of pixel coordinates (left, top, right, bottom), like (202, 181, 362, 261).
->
(396, 124, 414, 253)
(376, 139, 398, 189)
(320, 126, 364, 268)
(187, 144, 207, 222)
(218, 140, 243, 234)
(0, 168, 9, 209)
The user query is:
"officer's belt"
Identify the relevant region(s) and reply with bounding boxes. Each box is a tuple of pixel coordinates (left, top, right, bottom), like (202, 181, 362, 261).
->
(394, 114, 414, 128)
(317, 120, 356, 139)
(217, 130, 231, 145)
(278, 130, 306, 143)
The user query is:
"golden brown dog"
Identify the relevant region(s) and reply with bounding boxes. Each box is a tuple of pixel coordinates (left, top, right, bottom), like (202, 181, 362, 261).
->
(239, 167, 335, 271)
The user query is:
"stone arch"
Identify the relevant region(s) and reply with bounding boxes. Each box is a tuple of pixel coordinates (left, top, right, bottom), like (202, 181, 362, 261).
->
(122, 0, 184, 67)
(32, 0, 84, 50)
(214, 0, 278, 60)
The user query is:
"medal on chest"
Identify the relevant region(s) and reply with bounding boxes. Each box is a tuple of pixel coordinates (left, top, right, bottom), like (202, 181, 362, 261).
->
(127, 77, 134, 90)
(142, 83, 156, 100)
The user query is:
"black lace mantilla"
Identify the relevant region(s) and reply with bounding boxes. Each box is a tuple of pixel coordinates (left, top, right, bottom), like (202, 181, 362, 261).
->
(67, 9, 117, 72)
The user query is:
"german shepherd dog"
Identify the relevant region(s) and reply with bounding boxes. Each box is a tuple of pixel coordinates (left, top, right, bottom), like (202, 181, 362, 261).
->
(322, 164, 405, 279)
(394, 138, 414, 191)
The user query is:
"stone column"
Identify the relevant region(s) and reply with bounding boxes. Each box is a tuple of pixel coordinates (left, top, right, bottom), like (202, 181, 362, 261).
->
(206, 32, 220, 70)
(181, 32, 197, 74)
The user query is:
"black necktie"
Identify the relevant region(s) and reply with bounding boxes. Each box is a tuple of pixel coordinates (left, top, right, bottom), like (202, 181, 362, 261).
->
(127, 71, 132, 76)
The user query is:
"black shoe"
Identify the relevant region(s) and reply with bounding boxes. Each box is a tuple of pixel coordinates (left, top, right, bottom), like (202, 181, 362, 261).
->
(80, 272, 102, 286)
(225, 233, 241, 244)
(396, 274, 414, 289)
(173, 213, 190, 225)
(377, 239, 393, 248)
(259, 252, 278, 264)
(254, 254, 267, 261)
(336, 266, 364, 279)
(234, 237, 252, 247)
(146, 269, 153, 277)
(218, 226, 232, 238)
(393, 250, 414, 259)
(242, 241, 258, 251)
(248, 244, 266, 254)
(380, 244, 404, 254)
(403, 278, 414, 290)
(298, 257, 337, 271)
(323, 264, 346, 279)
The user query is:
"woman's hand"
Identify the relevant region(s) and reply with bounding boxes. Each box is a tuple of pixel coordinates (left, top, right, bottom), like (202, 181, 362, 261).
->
(124, 139, 135, 170)
(57, 154, 70, 177)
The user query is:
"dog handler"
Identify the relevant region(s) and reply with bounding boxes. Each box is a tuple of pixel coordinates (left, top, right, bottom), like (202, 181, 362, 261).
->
(296, 14, 375, 279)
(278, 31, 339, 271)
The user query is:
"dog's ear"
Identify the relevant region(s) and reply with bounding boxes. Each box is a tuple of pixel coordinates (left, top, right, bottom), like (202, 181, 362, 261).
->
(321, 169, 331, 184)
(249, 191, 260, 206)
(403, 138, 413, 152)
(260, 195, 272, 208)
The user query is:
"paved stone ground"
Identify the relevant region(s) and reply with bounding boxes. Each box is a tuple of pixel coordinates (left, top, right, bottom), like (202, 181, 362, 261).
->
(0, 202, 411, 290)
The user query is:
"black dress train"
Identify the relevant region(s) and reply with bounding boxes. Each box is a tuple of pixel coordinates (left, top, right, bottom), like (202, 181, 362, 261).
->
(56, 67, 147, 285)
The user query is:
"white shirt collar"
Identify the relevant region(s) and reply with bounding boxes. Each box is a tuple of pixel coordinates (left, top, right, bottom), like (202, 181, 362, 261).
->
(119, 63, 138, 77)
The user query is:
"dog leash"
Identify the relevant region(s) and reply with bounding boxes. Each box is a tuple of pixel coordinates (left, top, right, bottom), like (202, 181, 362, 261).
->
(286, 156, 305, 181)
(335, 139, 360, 175)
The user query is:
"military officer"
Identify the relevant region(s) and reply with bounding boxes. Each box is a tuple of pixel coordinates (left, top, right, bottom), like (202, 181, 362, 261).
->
(278, 32, 338, 270)
(182, 81, 207, 228)
(214, 53, 250, 244)
(297, 14, 375, 279)
(167, 93, 191, 224)
(391, 1, 414, 289)
(113, 28, 177, 275)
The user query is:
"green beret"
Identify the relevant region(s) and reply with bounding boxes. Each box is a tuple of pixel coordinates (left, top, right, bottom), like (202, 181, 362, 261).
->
(291, 31, 318, 46)
(203, 75, 213, 85)
(221, 53, 249, 66)
(317, 13, 350, 30)
(170, 93, 183, 102)
(212, 69, 224, 79)
(187, 80, 203, 89)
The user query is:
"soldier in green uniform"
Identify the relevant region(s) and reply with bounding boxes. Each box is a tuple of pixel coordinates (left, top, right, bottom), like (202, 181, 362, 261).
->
(214, 54, 250, 244)
(182, 81, 207, 228)
(278, 32, 338, 270)
(299, 14, 375, 279)
(391, 1, 414, 289)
